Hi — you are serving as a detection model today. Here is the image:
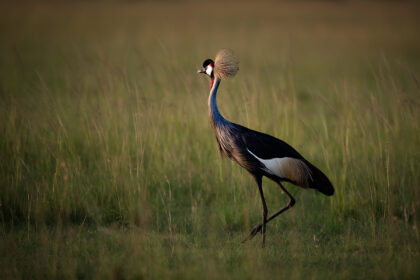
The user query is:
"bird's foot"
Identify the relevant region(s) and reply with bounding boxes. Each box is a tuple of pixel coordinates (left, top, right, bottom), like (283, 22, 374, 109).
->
(241, 224, 263, 243)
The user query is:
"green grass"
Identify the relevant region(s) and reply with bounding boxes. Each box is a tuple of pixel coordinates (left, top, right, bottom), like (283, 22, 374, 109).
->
(1, 1, 419, 279)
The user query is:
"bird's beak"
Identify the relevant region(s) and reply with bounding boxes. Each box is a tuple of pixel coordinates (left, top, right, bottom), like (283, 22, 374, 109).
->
(197, 68, 205, 74)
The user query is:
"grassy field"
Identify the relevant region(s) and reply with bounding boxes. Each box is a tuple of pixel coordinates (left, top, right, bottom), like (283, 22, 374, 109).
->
(1, 1, 419, 279)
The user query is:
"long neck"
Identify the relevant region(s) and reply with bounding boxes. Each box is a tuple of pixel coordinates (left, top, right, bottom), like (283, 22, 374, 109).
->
(208, 77, 227, 126)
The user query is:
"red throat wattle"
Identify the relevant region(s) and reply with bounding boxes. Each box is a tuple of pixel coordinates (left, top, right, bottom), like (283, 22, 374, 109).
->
(210, 78, 214, 89)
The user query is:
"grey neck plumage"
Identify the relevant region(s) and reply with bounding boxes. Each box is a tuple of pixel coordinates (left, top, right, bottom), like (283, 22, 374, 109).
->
(208, 77, 229, 127)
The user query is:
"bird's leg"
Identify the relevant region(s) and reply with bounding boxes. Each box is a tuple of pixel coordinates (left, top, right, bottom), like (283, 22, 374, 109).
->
(243, 181, 295, 242)
(246, 175, 267, 247)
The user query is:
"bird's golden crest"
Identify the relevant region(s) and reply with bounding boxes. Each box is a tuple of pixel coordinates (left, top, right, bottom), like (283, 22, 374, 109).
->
(214, 49, 239, 79)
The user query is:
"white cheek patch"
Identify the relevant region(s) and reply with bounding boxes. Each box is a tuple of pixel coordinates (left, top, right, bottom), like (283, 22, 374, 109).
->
(206, 65, 213, 75)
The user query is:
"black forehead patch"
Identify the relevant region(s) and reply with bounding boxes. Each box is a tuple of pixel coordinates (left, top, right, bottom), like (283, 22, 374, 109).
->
(203, 59, 214, 67)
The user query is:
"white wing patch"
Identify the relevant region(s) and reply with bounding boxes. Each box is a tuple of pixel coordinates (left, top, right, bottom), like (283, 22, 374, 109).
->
(247, 149, 290, 177)
(247, 148, 313, 188)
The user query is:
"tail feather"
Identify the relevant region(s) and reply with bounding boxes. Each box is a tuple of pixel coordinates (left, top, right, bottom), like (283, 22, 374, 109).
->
(306, 161, 335, 196)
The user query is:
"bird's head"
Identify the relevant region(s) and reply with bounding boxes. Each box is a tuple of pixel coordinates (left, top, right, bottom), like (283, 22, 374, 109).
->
(198, 49, 239, 88)
(197, 59, 215, 78)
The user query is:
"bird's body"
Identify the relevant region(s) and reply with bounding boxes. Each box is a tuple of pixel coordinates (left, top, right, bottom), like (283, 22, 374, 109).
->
(199, 50, 334, 246)
(209, 77, 334, 195)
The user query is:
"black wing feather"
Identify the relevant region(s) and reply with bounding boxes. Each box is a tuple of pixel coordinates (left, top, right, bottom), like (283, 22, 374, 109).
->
(235, 124, 304, 160)
(233, 124, 335, 196)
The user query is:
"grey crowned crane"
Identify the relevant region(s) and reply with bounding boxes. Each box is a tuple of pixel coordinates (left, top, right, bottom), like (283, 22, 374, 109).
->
(197, 49, 335, 247)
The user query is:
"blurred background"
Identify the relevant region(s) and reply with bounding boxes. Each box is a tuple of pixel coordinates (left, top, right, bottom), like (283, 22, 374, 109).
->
(0, 1, 419, 279)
